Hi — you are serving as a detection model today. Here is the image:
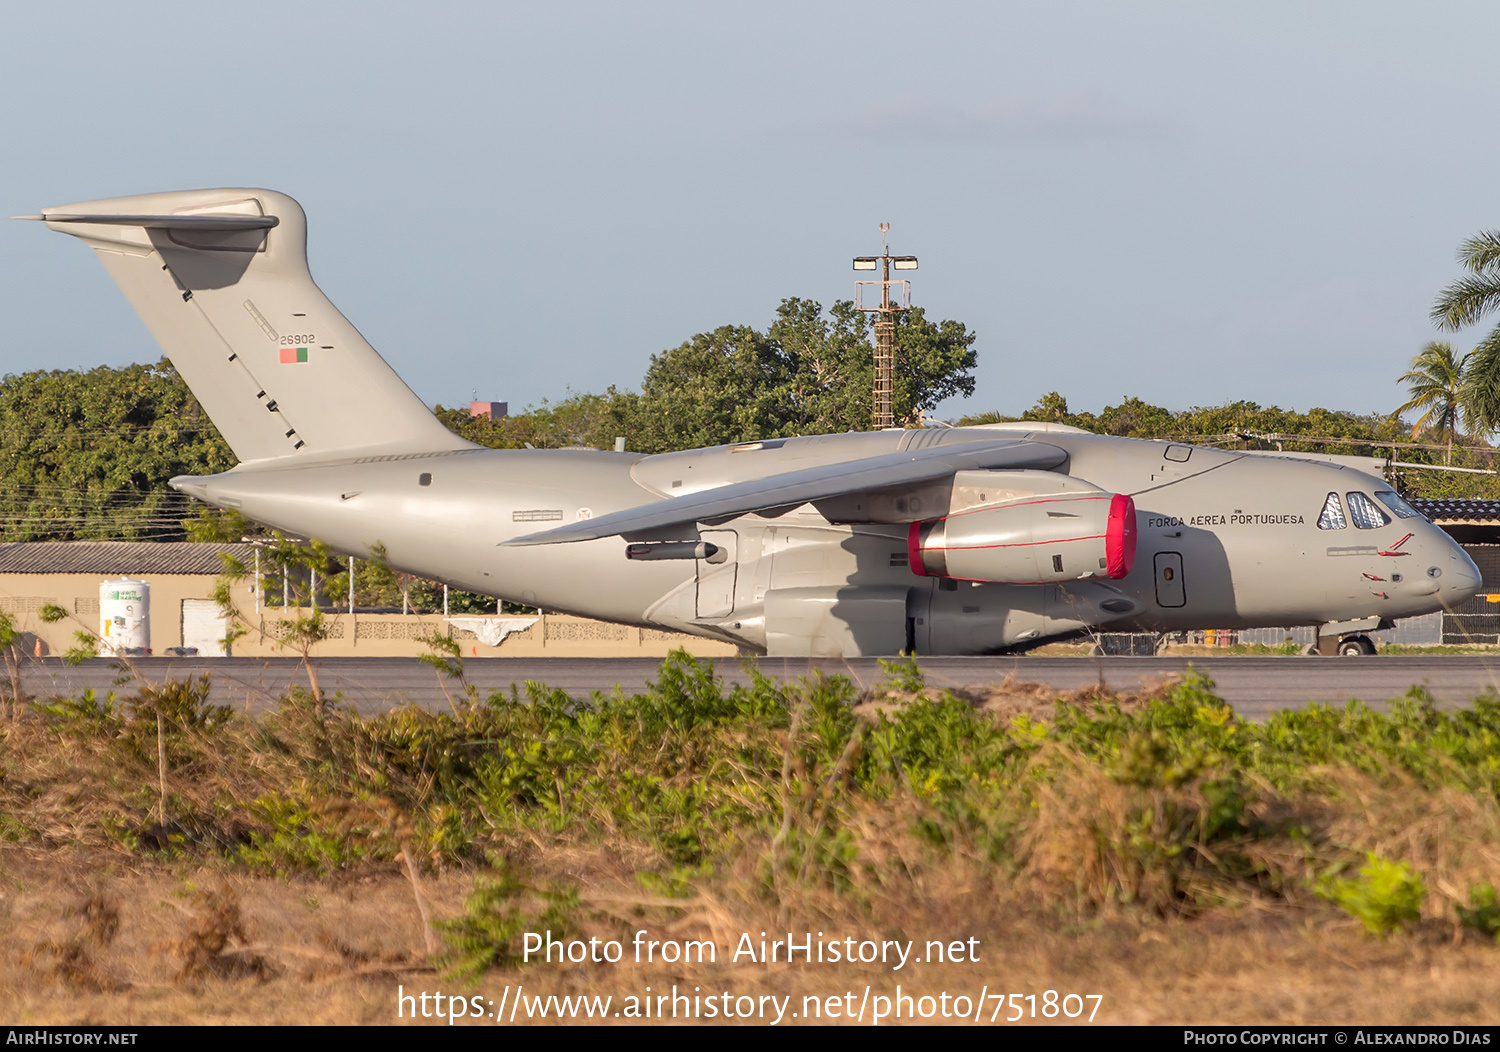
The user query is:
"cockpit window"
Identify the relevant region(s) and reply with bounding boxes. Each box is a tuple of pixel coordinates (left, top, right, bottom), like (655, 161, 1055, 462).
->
(1346, 491, 1390, 530)
(1317, 492, 1347, 530)
(1375, 490, 1421, 520)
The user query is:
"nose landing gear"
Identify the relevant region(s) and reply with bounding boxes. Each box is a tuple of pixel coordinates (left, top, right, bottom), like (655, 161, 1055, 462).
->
(1316, 618, 1390, 656)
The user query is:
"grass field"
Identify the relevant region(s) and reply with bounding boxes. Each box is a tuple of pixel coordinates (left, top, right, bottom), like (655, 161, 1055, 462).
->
(3, 654, 1499, 1025)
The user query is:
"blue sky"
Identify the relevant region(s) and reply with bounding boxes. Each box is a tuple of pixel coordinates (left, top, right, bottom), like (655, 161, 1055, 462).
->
(3, 1, 1496, 426)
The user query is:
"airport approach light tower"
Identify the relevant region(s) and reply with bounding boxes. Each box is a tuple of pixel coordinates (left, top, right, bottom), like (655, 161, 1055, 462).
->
(853, 223, 917, 430)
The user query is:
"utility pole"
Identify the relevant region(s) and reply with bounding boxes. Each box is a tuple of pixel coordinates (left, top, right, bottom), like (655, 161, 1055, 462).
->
(854, 224, 917, 430)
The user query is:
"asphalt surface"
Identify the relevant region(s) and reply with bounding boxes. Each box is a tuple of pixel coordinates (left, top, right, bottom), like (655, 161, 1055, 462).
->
(17, 654, 1500, 720)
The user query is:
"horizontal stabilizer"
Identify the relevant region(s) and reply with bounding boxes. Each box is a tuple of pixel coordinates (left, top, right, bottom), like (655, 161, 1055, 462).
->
(504, 438, 1069, 545)
(20, 213, 278, 231)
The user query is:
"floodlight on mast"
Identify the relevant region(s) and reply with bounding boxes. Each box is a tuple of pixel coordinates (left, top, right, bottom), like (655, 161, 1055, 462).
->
(852, 224, 917, 429)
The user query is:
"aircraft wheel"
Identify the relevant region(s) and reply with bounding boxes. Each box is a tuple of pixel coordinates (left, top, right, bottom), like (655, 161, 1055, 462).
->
(1338, 636, 1375, 656)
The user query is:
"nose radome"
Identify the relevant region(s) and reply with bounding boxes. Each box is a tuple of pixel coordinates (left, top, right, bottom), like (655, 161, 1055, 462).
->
(1429, 535, 1483, 602)
(1447, 546, 1482, 599)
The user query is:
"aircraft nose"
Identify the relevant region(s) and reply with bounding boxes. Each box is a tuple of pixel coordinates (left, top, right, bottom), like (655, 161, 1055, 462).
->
(1433, 539, 1482, 602)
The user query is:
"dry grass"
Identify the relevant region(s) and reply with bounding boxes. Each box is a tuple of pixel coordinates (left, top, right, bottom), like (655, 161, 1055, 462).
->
(1023, 754, 1237, 915)
(3, 845, 1500, 1025)
(1310, 770, 1500, 924)
(1024, 643, 1098, 656)
(5, 659, 1500, 1024)
(856, 670, 1170, 727)
(1, 846, 445, 1023)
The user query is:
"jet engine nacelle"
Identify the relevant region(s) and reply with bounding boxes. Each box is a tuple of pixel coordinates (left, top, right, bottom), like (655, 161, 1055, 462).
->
(908, 491, 1137, 584)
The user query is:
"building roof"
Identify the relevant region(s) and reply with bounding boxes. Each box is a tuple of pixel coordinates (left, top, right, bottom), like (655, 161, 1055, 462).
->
(0, 542, 253, 576)
(1410, 498, 1500, 525)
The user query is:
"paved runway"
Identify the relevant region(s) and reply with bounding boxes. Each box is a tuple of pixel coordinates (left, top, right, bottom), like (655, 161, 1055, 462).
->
(17, 654, 1500, 720)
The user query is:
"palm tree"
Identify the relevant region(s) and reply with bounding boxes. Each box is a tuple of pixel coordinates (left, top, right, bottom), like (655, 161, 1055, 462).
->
(1395, 340, 1470, 464)
(1431, 231, 1500, 433)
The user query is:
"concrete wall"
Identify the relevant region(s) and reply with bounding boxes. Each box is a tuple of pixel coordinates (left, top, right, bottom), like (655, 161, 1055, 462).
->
(0, 573, 735, 659)
(232, 610, 736, 658)
(0, 572, 219, 658)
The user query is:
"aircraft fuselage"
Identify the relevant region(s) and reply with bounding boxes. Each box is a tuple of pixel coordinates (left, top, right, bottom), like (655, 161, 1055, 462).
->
(173, 426, 1480, 656)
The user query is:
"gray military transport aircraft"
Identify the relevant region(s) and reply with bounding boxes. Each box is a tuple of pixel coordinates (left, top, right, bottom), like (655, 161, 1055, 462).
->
(21, 188, 1484, 657)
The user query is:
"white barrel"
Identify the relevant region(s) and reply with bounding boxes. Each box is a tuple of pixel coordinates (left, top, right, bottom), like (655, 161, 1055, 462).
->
(100, 579, 150, 655)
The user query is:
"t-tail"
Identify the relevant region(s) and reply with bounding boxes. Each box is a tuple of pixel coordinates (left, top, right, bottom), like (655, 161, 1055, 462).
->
(20, 188, 468, 464)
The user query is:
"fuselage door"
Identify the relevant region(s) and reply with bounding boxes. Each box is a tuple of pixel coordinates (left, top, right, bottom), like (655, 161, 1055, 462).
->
(905, 578, 934, 654)
(696, 529, 738, 619)
(1154, 551, 1186, 608)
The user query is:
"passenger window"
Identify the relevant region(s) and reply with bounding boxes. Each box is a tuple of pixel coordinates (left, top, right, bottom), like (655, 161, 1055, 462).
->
(1317, 493, 1347, 530)
(1374, 490, 1420, 520)
(1346, 492, 1390, 530)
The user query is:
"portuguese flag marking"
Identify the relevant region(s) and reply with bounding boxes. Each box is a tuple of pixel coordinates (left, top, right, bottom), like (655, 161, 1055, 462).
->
(280, 347, 308, 364)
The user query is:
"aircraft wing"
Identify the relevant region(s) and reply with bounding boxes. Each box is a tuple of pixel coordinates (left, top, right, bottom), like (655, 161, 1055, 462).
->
(503, 438, 1069, 545)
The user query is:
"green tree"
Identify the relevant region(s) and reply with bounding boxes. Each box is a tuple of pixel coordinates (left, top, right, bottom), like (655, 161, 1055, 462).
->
(966, 392, 1449, 478)
(429, 298, 976, 456)
(1096, 397, 1178, 437)
(1029, 391, 1070, 422)
(1432, 232, 1500, 433)
(434, 389, 635, 451)
(627, 324, 796, 452)
(891, 305, 979, 421)
(1394, 340, 1472, 464)
(183, 507, 256, 543)
(625, 298, 977, 452)
(214, 534, 338, 706)
(766, 297, 872, 433)
(0, 358, 234, 541)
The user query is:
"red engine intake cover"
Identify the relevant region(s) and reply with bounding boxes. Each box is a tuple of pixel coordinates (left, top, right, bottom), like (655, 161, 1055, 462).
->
(907, 490, 1138, 584)
(1105, 492, 1136, 579)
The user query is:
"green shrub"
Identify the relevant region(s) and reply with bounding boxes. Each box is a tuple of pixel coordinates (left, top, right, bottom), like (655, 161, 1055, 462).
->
(1456, 883, 1500, 942)
(439, 861, 578, 982)
(238, 794, 372, 875)
(1321, 854, 1426, 935)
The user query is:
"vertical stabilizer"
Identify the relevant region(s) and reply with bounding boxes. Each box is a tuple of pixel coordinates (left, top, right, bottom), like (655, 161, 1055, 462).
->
(28, 188, 468, 464)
